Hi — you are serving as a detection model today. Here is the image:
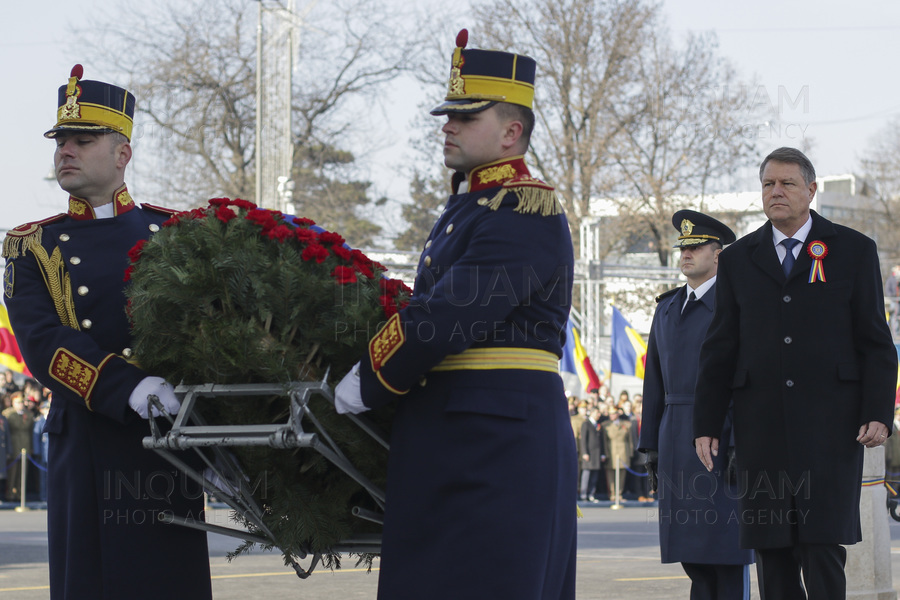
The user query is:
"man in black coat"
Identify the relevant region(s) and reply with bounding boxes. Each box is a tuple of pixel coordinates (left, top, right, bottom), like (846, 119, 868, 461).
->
(694, 147, 897, 600)
(580, 406, 604, 502)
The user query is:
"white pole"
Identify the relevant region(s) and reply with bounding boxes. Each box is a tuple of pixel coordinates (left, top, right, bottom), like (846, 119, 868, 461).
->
(14, 449, 29, 513)
(255, 0, 263, 206)
(611, 459, 622, 510)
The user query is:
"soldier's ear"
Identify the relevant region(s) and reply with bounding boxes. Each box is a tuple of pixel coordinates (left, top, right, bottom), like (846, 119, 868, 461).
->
(116, 141, 132, 170)
(501, 119, 524, 151)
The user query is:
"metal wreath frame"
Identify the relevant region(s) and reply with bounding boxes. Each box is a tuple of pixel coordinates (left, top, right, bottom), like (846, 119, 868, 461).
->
(142, 379, 387, 578)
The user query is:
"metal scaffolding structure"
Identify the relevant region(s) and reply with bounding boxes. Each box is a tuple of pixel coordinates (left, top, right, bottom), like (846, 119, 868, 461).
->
(575, 218, 682, 364)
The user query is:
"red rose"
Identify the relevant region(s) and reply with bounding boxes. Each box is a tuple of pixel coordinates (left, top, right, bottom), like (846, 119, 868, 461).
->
(295, 228, 319, 244)
(354, 262, 374, 279)
(348, 250, 375, 279)
(293, 217, 316, 227)
(379, 277, 399, 294)
(127, 239, 147, 264)
(332, 265, 358, 284)
(246, 208, 278, 230)
(301, 243, 330, 263)
(332, 244, 352, 261)
(231, 198, 257, 211)
(208, 197, 257, 211)
(379, 294, 398, 317)
(215, 206, 237, 223)
(265, 224, 294, 242)
(318, 231, 345, 247)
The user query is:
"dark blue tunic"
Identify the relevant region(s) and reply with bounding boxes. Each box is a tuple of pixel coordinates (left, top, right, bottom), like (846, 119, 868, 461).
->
(640, 284, 753, 566)
(358, 158, 577, 599)
(3, 192, 211, 599)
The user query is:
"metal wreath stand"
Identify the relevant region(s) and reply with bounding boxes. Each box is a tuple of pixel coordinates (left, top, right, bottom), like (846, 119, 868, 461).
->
(142, 375, 387, 579)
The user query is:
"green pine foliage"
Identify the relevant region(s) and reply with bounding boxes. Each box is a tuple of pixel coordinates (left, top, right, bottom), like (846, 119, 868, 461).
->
(125, 198, 410, 569)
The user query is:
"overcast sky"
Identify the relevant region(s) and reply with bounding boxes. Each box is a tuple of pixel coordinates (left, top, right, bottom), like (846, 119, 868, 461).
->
(3, 0, 899, 232)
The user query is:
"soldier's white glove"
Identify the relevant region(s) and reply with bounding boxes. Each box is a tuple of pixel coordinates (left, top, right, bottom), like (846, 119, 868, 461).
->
(129, 376, 181, 419)
(334, 362, 370, 415)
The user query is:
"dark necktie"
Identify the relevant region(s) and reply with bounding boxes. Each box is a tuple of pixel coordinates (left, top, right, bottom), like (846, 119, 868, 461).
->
(781, 238, 800, 277)
(682, 291, 697, 313)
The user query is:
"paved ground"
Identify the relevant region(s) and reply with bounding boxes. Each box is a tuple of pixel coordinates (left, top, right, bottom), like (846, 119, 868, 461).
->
(3, 499, 900, 598)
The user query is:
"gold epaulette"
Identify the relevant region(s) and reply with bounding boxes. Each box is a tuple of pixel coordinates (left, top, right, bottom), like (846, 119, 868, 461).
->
(140, 203, 179, 216)
(478, 175, 563, 216)
(3, 214, 66, 259)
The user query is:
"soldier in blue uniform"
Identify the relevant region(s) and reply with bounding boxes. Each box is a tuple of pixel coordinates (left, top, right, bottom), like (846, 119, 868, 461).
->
(335, 29, 577, 600)
(3, 65, 211, 599)
(639, 210, 753, 599)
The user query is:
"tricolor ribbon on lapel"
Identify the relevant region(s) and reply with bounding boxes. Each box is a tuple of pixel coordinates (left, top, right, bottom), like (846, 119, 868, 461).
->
(807, 240, 828, 283)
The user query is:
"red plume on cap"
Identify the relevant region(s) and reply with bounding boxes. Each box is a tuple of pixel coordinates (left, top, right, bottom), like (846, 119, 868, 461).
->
(70, 64, 84, 80)
(456, 29, 468, 48)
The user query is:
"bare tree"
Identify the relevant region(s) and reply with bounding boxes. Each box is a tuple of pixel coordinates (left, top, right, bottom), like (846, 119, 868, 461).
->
(473, 0, 658, 257)
(463, 0, 760, 264)
(857, 117, 900, 266)
(607, 29, 760, 266)
(78, 0, 413, 245)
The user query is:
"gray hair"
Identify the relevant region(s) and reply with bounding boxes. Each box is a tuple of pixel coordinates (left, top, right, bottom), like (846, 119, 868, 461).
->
(759, 147, 816, 185)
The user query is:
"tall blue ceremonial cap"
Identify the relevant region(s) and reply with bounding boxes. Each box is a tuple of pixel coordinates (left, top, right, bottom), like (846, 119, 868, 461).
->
(431, 29, 536, 115)
(44, 64, 136, 141)
(672, 210, 736, 248)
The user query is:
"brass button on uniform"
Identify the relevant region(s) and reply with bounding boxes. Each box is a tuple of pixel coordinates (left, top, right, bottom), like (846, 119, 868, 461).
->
(123, 348, 133, 358)
(70, 256, 81, 265)
(81, 319, 93, 330)
(149, 224, 160, 232)
(59, 234, 70, 242)
(77, 286, 89, 296)
(424, 256, 432, 267)
(424, 240, 432, 249)
(445, 224, 454, 235)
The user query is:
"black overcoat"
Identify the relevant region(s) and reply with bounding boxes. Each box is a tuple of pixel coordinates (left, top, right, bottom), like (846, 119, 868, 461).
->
(580, 418, 604, 470)
(694, 211, 897, 548)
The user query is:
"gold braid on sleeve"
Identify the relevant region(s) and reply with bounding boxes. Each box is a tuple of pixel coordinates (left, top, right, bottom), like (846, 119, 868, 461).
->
(32, 244, 79, 330)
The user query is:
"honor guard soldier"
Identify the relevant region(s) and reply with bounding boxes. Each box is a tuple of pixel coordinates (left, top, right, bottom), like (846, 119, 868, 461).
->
(639, 210, 753, 599)
(335, 29, 577, 599)
(3, 65, 211, 599)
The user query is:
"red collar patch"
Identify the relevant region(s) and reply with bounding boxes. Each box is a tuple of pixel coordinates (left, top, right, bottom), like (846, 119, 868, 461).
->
(67, 185, 135, 220)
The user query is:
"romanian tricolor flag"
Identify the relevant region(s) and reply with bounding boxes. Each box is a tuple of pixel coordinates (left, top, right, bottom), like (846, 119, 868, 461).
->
(559, 318, 601, 394)
(0, 300, 30, 376)
(610, 306, 647, 379)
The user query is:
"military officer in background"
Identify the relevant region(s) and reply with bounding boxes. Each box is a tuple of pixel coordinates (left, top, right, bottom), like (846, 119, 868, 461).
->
(640, 210, 753, 599)
(3, 65, 211, 599)
(335, 29, 577, 599)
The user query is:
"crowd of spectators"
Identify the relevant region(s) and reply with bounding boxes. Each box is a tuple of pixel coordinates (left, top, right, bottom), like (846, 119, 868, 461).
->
(569, 385, 653, 503)
(0, 369, 51, 503)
